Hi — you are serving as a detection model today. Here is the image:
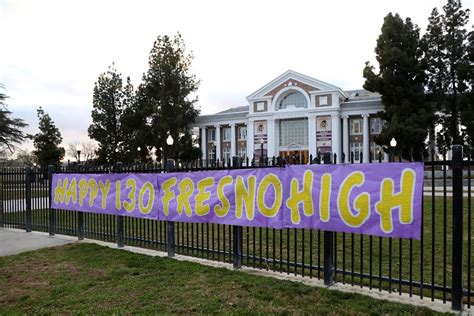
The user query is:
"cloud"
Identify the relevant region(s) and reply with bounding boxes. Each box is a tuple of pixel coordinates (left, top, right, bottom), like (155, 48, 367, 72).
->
(1, 0, 471, 152)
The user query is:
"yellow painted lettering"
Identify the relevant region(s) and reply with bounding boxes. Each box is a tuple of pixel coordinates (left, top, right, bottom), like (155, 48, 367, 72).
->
(161, 178, 177, 216)
(123, 178, 137, 212)
(65, 178, 77, 205)
(176, 178, 194, 216)
(235, 175, 256, 220)
(139, 182, 155, 214)
(88, 179, 98, 207)
(214, 176, 233, 217)
(78, 179, 88, 207)
(337, 171, 370, 228)
(99, 180, 110, 209)
(195, 177, 215, 216)
(115, 180, 121, 211)
(257, 173, 282, 217)
(319, 173, 332, 222)
(54, 178, 68, 204)
(375, 169, 416, 233)
(285, 171, 314, 224)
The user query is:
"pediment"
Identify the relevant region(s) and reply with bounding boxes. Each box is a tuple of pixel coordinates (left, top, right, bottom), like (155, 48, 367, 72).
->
(264, 79, 318, 97)
(246, 70, 343, 101)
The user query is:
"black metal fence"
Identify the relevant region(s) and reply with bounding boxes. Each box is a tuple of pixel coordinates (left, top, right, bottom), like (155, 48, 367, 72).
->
(0, 145, 472, 311)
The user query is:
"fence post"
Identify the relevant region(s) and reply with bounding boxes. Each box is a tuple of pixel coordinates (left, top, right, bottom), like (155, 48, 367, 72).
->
(0, 169, 3, 228)
(48, 165, 55, 236)
(233, 225, 242, 269)
(323, 153, 334, 285)
(115, 162, 124, 248)
(451, 144, 463, 311)
(167, 221, 175, 257)
(164, 160, 175, 257)
(324, 231, 334, 285)
(25, 167, 33, 232)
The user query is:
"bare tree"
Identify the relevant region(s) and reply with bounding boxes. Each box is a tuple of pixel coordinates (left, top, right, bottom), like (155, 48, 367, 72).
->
(67, 141, 97, 163)
(13, 149, 37, 167)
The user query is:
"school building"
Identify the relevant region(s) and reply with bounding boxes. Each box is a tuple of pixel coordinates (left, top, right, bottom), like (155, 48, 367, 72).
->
(193, 70, 389, 164)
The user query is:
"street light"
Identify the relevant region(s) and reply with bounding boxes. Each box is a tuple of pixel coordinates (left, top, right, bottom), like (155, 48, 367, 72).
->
(259, 138, 265, 166)
(390, 138, 397, 162)
(390, 138, 397, 148)
(166, 135, 174, 146)
(76, 144, 82, 164)
(166, 135, 174, 171)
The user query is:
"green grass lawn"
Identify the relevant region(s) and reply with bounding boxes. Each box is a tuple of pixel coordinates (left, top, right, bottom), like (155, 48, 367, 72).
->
(1, 197, 473, 306)
(0, 243, 445, 315)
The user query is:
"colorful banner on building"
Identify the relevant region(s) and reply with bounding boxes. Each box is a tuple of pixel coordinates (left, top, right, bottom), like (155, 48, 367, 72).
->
(316, 115, 332, 153)
(51, 162, 423, 239)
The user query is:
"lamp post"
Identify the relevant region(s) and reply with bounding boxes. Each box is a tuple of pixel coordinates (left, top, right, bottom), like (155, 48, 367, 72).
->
(166, 134, 174, 171)
(137, 146, 141, 162)
(259, 138, 264, 166)
(76, 144, 82, 164)
(390, 137, 397, 162)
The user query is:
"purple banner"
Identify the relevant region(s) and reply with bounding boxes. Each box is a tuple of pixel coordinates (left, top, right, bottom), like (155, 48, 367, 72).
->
(52, 163, 423, 239)
(51, 173, 159, 220)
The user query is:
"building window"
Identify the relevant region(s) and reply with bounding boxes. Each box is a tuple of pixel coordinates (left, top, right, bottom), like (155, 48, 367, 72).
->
(279, 118, 308, 146)
(238, 126, 247, 140)
(208, 147, 215, 161)
(350, 142, 362, 161)
(222, 147, 231, 162)
(238, 146, 247, 160)
(278, 91, 308, 110)
(370, 117, 381, 134)
(370, 142, 383, 160)
(207, 129, 216, 142)
(319, 96, 328, 106)
(222, 127, 231, 141)
(350, 119, 362, 135)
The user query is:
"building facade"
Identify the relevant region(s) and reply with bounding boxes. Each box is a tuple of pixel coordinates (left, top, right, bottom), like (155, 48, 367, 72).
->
(194, 70, 389, 164)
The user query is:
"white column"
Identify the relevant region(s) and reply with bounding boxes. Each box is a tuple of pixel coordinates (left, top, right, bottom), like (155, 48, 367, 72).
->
(331, 113, 341, 163)
(215, 125, 221, 161)
(362, 114, 370, 163)
(308, 116, 316, 158)
(200, 127, 207, 160)
(230, 123, 236, 159)
(267, 119, 276, 158)
(342, 115, 349, 162)
(247, 121, 254, 161)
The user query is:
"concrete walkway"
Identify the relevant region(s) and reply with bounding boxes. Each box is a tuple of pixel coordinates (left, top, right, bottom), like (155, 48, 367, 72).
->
(0, 228, 75, 256)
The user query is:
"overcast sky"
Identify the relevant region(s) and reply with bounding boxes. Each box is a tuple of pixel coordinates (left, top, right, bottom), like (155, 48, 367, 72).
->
(0, 0, 472, 156)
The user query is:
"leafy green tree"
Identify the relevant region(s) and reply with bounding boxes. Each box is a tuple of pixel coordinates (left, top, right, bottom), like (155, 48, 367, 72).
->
(135, 33, 200, 162)
(460, 29, 474, 147)
(120, 76, 152, 163)
(363, 13, 434, 160)
(422, 8, 447, 154)
(33, 107, 65, 167)
(88, 64, 129, 163)
(0, 85, 27, 154)
(423, 0, 471, 151)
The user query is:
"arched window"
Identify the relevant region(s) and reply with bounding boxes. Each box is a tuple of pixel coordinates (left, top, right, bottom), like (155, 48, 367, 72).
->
(278, 91, 308, 110)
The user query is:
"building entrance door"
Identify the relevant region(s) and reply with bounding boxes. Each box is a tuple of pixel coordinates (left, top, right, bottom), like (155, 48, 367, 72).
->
(279, 150, 309, 164)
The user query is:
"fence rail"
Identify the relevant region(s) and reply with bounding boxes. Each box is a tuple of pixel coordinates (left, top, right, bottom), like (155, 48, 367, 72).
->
(0, 145, 472, 311)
